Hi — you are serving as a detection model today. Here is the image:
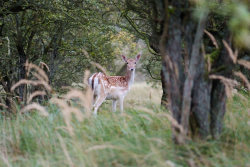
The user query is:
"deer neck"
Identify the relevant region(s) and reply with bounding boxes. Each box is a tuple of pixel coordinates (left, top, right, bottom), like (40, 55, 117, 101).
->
(125, 69, 135, 89)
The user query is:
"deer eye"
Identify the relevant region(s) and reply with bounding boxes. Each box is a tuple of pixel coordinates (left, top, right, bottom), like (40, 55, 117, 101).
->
(135, 62, 136, 64)
(126, 62, 128, 64)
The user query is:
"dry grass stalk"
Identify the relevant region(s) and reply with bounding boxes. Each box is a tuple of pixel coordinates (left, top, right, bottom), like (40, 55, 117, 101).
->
(27, 91, 46, 104)
(64, 88, 92, 115)
(81, 48, 89, 58)
(139, 114, 153, 122)
(83, 70, 90, 85)
(39, 61, 50, 72)
(209, 74, 239, 98)
(51, 97, 83, 136)
(120, 112, 132, 119)
(83, 87, 93, 115)
(25, 61, 49, 82)
(61, 86, 73, 90)
(64, 89, 87, 107)
(157, 113, 184, 134)
(157, 112, 186, 144)
(50, 70, 93, 135)
(10, 61, 51, 115)
(85, 144, 119, 153)
(51, 98, 75, 135)
(57, 133, 74, 167)
(11, 61, 52, 98)
(51, 87, 92, 116)
(0, 151, 11, 167)
(20, 103, 48, 116)
(234, 71, 250, 90)
(83, 70, 94, 114)
(11, 80, 52, 93)
(237, 59, 250, 70)
(0, 103, 8, 109)
(50, 87, 92, 135)
(148, 138, 166, 146)
(90, 62, 108, 75)
(204, 30, 219, 49)
(222, 40, 238, 64)
(31, 72, 47, 83)
(82, 48, 108, 75)
(135, 107, 155, 115)
(165, 160, 176, 167)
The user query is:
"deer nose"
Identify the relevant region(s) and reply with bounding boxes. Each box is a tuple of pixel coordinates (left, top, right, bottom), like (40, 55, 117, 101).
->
(131, 69, 134, 71)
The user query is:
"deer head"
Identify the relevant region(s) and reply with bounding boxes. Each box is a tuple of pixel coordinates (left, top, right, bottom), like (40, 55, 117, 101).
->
(121, 54, 141, 72)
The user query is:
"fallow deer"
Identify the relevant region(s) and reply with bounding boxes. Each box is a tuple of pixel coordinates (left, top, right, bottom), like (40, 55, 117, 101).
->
(88, 54, 141, 115)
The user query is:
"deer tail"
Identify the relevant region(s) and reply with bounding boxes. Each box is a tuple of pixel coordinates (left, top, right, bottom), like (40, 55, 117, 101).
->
(88, 73, 100, 91)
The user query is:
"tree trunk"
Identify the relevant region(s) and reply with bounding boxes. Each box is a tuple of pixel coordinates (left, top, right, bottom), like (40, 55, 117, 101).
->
(16, 40, 27, 101)
(160, 69, 168, 107)
(210, 80, 226, 139)
(0, 75, 12, 110)
(49, 23, 64, 85)
(15, 14, 27, 101)
(158, 0, 232, 142)
(210, 31, 233, 139)
(161, 0, 184, 124)
(190, 75, 211, 138)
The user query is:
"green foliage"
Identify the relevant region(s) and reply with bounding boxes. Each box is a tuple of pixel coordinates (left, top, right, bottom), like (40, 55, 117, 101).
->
(0, 0, 119, 90)
(229, 4, 250, 49)
(142, 55, 161, 84)
(205, 49, 220, 64)
(195, 0, 250, 50)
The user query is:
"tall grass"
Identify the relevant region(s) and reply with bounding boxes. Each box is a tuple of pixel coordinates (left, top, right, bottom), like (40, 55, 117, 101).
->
(0, 83, 249, 167)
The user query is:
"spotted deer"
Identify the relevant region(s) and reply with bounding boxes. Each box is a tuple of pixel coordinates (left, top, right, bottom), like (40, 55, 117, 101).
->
(88, 54, 141, 115)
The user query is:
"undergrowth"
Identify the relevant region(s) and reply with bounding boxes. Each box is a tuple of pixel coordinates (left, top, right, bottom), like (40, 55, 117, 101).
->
(0, 93, 249, 167)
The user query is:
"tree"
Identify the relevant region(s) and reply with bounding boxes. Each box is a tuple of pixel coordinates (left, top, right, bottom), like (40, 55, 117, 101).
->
(0, 0, 119, 109)
(111, 0, 250, 141)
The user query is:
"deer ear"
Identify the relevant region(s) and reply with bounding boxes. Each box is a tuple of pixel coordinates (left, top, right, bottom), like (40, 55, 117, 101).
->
(121, 55, 127, 62)
(135, 54, 141, 62)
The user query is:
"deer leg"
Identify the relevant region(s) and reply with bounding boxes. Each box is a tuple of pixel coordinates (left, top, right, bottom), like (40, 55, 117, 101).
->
(119, 97, 124, 113)
(92, 94, 97, 106)
(112, 100, 117, 112)
(93, 94, 106, 115)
